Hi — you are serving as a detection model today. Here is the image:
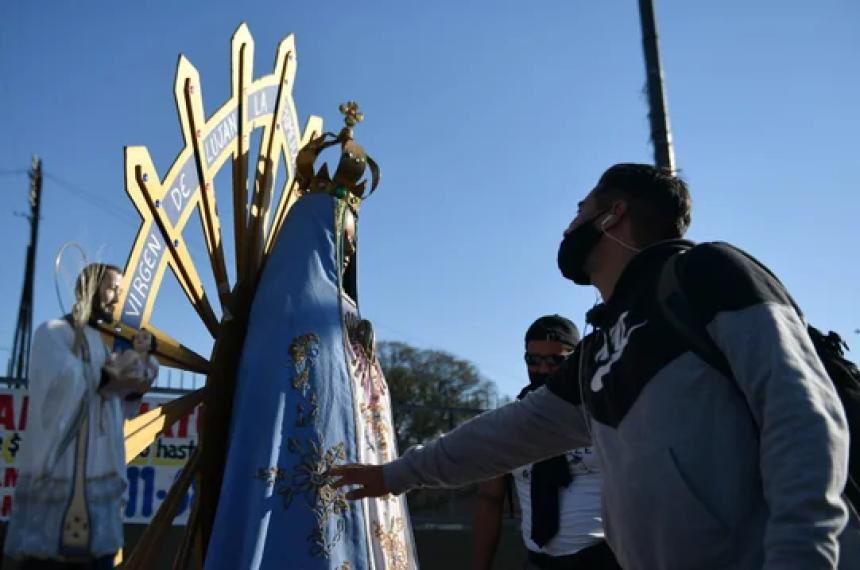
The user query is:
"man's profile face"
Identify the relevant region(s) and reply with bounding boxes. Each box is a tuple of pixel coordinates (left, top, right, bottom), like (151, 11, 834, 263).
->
(563, 189, 601, 238)
(525, 339, 570, 376)
(97, 270, 123, 317)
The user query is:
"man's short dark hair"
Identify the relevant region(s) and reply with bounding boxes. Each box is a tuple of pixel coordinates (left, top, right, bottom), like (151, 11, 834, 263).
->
(593, 163, 692, 246)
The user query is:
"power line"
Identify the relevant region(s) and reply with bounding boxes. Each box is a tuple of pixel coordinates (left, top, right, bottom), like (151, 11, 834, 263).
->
(43, 171, 138, 224)
(42, 170, 210, 256)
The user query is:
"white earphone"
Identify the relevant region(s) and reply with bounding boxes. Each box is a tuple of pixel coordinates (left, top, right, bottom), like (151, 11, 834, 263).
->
(599, 213, 641, 253)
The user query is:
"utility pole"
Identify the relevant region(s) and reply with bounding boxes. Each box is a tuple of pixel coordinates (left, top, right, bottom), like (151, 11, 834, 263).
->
(8, 156, 43, 382)
(638, 0, 676, 172)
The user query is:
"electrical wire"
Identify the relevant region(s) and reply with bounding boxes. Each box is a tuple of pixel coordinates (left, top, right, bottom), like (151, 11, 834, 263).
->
(43, 171, 138, 224)
(42, 170, 209, 256)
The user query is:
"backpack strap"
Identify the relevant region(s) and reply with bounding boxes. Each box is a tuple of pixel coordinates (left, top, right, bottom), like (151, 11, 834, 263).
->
(658, 248, 860, 513)
(657, 252, 733, 380)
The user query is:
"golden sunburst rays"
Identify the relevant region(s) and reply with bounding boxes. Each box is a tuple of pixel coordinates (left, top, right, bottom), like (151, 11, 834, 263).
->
(110, 23, 323, 568)
(113, 22, 321, 379)
(267, 114, 324, 255)
(245, 32, 295, 278)
(231, 24, 253, 282)
(176, 56, 231, 314)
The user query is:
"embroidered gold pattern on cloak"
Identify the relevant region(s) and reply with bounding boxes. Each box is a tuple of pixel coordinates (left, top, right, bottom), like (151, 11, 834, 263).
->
(255, 332, 351, 559)
(289, 333, 320, 396)
(372, 516, 409, 570)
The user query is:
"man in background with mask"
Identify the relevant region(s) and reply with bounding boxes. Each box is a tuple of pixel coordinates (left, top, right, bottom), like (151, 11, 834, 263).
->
(332, 163, 849, 569)
(473, 315, 620, 569)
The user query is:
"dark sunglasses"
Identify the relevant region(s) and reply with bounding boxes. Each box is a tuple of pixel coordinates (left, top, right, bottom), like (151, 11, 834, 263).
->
(524, 353, 570, 367)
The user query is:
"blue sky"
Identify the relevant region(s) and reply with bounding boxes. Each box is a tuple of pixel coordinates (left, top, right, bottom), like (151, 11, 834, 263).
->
(1, 1, 858, 400)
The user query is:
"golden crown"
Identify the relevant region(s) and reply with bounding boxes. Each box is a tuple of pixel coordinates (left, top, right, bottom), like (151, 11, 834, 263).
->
(296, 101, 379, 214)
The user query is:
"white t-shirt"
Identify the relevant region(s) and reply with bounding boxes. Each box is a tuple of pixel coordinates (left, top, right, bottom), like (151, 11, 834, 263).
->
(513, 446, 604, 556)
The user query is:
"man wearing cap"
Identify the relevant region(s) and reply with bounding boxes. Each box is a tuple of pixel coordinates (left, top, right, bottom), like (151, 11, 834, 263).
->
(473, 315, 619, 570)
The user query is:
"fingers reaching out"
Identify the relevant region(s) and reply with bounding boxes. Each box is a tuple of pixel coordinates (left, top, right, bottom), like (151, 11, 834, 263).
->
(329, 463, 389, 500)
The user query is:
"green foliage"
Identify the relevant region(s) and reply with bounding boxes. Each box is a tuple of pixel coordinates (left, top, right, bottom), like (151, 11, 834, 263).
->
(377, 341, 500, 450)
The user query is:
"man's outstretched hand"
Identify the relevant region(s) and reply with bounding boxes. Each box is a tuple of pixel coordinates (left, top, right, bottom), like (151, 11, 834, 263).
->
(329, 463, 389, 500)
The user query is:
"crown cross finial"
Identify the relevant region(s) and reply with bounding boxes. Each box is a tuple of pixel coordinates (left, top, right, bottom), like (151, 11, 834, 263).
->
(294, 102, 380, 215)
(338, 101, 364, 129)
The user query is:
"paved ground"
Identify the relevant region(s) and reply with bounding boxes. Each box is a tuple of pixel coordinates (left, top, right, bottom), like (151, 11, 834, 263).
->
(0, 511, 528, 569)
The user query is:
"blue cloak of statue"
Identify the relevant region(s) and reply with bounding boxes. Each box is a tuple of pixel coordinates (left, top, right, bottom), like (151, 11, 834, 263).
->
(206, 193, 416, 570)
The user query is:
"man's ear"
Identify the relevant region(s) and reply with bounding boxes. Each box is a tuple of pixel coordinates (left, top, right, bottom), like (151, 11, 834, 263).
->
(600, 201, 628, 231)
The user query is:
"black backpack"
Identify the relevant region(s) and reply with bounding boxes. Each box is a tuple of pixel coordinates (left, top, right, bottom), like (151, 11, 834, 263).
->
(657, 244, 860, 511)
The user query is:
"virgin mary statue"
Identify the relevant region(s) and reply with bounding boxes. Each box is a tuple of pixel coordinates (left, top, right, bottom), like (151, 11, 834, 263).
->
(206, 110, 417, 570)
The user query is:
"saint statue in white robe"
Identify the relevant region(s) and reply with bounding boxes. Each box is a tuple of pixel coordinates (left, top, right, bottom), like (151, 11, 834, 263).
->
(5, 263, 152, 564)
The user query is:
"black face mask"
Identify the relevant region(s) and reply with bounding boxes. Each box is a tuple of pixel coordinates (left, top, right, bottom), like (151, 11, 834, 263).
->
(518, 371, 552, 400)
(557, 210, 608, 285)
(527, 371, 550, 387)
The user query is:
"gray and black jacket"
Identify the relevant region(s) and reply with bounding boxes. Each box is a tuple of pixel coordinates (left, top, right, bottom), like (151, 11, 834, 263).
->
(384, 240, 849, 569)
